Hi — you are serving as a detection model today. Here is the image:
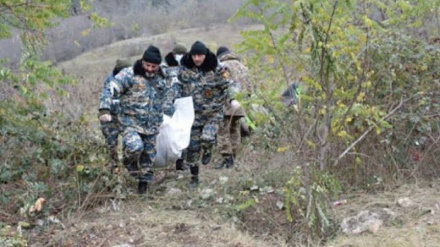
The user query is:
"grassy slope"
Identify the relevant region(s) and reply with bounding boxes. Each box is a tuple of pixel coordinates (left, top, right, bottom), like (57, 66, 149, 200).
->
(52, 24, 440, 247)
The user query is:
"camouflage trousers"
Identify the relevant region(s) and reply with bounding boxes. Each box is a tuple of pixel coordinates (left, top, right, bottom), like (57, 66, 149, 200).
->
(186, 123, 218, 167)
(122, 131, 156, 181)
(217, 116, 242, 155)
(100, 118, 120, 162)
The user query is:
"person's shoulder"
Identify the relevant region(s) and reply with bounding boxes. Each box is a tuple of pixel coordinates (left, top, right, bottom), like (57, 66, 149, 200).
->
(162, 65, 178, 74)
(104, 73, 114, 81)
(222, 59, 247, 72)
(115, 67, 134, 80)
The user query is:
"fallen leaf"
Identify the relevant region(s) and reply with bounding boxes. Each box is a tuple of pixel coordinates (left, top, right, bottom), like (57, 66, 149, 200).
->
(29, 197, 45, 213)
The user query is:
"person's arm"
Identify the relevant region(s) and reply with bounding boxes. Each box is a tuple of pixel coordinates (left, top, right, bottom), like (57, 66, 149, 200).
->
(98, 69, 128, 122)
(157, 76, 176, 117)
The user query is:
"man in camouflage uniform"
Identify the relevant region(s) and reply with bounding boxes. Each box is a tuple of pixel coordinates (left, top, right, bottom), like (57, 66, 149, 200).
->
(99, 59, 132, 170)
(176, 41, 230, 187)
(215, 46, 251, 169)
(163, 43, 192, 171)
(163, 43, 187, 87)
(99, 45, 174, 194)
(163, 43, 187, 68)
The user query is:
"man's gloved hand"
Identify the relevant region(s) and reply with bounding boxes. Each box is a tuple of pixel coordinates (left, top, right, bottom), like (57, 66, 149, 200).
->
(99, 114, 112, 123)
(99, 109, 112, 123)
(230, 99, 241, 110)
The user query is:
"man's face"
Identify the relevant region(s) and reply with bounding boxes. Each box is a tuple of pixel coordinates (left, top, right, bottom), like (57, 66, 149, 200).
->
(191, 54, 206, 67)
(142, 61, 159, 77)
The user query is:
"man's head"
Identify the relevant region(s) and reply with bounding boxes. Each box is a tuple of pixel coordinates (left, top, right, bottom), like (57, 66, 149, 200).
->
(115, 59, 132, 70)
(189, 41, 208, 67)
(142, 45, 162, 77)
(173, 43, 187, 55)
(172, 43, 187, 64)
(113, 59, 131, 76)
(216, 46, 230, 58)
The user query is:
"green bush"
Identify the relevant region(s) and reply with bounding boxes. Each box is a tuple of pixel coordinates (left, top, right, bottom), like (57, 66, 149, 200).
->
(0, 99, 109, 225)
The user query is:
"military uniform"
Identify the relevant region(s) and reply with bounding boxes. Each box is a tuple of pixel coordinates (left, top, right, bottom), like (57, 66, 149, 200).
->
(99, 45, 173, 194)
(215, 47, 250, 169)
(176, 41, 230, 187)
(99, 59, 132, 165)
(162, 43, 189, 171)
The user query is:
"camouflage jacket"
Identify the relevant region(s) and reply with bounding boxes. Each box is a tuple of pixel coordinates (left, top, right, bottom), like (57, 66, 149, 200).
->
(177, 52, 230, 127)
(99, 67, 134, 116)
(218, 52, 250, 116)
(161, 64, 180, 99)
(100, 63, 173, 135)
(177, 67, 230, 126)
(101, 73, 121, 116)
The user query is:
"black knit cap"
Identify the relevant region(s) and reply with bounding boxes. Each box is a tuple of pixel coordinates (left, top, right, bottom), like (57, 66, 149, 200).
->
(216, 46, 230, 57)
(142, 45, 162, 64)
(189, 41, 208, 55)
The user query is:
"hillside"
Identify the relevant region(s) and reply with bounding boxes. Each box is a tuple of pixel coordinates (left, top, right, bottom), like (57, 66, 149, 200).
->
(1, 0, 439, 244)
(3, 24, 437, 247)
(54, 24, 440, 247)
(57, 24, 260, 84)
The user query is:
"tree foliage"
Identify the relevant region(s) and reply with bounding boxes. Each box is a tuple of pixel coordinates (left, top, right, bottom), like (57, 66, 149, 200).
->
(0, 0, 112, 235)
(0, 0, 109, 92)
(233, 0, 440, 243)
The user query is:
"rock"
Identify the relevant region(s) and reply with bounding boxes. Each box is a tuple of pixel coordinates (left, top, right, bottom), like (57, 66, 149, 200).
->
(166, 188, 183, 196)
(276, 201, 284, 210)
(200, 188, 215, 200)
(382, 208, 396, 217)
(250, 185, 259, 191)
(211, 225, 221, 231)
(219, 176, 228, 184)
(368, 219, 383, 233)
(341, 210, 383, 235)
(397, 197, 414, 208)
(263, 186, 274, 193)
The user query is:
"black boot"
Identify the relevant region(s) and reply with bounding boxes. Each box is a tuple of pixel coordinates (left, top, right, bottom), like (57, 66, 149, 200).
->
(189, 166, 199, 188)
(175, 158, 184, 171)
(138, 181, 148, 194)
(201, 149, 212, 165)
(215, 154, 234, 169)
(138, 172, 153, 195)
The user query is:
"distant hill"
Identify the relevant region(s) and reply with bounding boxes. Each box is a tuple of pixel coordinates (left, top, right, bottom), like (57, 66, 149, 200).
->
(55, 23, 261, 119)
(57, 24, 260, 82)
(0, 0, 249, 67)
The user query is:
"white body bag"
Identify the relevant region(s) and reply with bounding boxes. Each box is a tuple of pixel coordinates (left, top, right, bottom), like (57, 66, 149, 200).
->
(154, 96, 194, 167)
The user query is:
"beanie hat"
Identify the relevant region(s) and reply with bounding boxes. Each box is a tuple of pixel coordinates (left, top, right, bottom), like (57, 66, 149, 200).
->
(173, 43, 187, 54)
(189, 41, 208, 55)
(216, 46, 230, 57)
(142, 45, 162, 64)
(115, 59, 132, 70)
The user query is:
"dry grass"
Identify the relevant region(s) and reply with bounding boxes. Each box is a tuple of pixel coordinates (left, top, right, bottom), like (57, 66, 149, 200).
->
(44, 159, 290, 247)
(327, 182, 440, 247)
(50, 199, 286, 247)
